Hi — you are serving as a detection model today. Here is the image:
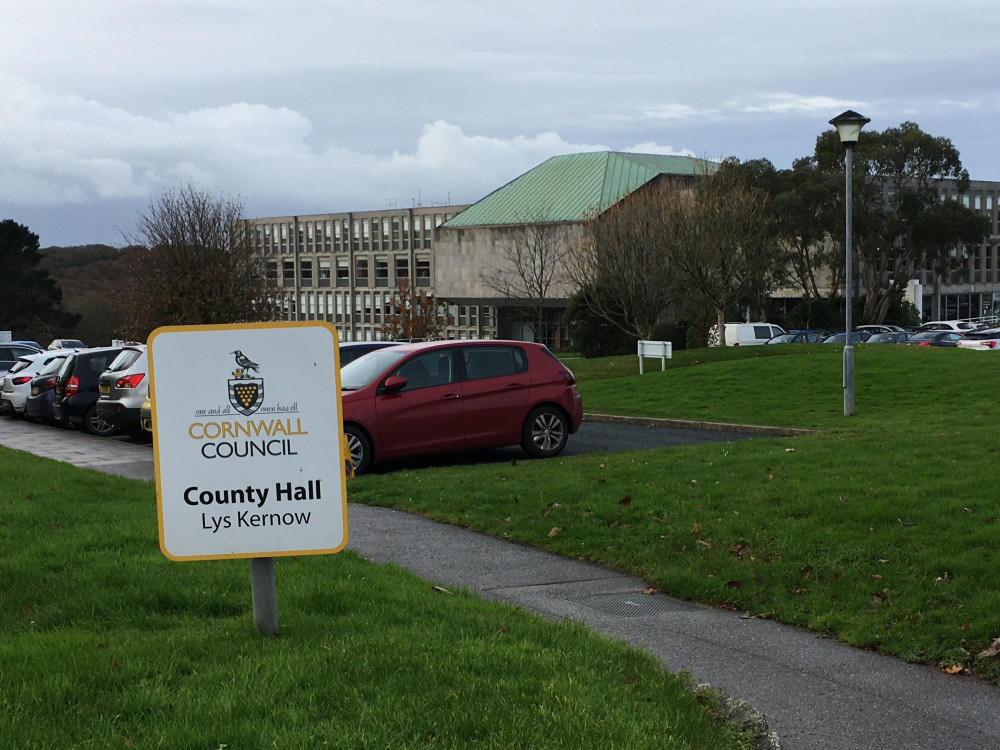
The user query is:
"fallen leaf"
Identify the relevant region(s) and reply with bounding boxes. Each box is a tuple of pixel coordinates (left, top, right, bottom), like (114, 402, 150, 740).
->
(619, 495, 632, 505)
(642, 587, 656, 595)
(976, 637, 1000, 660)
(942, 664, 964, 675)
(785, 448, 795, 453)
(548, 527, 562, 538)
(725, 580, 743, 588)
(697, 539, 713, 548)
(433, 586, 453, 594)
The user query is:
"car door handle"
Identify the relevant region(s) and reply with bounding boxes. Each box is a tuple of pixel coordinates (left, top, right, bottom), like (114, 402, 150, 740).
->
(505, 383, 524, 390)
(440, 393, 461, 400)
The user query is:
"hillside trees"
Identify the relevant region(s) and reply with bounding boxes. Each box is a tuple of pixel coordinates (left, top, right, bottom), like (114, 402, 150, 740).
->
(0, 219, 80, 341)
(111, 185, 278, 339)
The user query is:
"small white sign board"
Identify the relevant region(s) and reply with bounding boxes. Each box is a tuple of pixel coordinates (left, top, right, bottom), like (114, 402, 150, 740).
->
(148, 322, 348, 561)
(637, 339, 672, 374)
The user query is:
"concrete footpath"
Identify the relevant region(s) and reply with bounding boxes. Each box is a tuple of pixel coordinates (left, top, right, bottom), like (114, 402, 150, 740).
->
(3, 417, 1000, 749)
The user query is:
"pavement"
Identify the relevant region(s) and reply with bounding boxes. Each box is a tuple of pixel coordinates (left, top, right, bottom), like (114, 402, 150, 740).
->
(3, 416, 1000, 749)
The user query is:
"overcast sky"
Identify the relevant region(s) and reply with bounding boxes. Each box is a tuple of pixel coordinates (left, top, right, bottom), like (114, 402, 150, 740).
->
(3, 0, 998, 247)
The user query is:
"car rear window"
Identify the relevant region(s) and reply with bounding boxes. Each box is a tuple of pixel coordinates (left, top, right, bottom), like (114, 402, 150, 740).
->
(108, 348, 144, 371)
(463, 346, 527, 381)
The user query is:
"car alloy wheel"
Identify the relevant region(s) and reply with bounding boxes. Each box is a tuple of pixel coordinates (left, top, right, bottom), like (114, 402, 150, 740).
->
(522, 405, 569, 458)
(344, 425, 373, 475)
(84, 405, 118, 437)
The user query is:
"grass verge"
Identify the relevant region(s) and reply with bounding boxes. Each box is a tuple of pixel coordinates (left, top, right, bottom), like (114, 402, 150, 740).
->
(351, 344, 1000, 682)
(0, 447, 750, 749)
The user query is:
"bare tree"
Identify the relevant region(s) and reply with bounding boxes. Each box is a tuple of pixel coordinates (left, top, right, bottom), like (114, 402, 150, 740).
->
(481, 212, 571, 342)
(111, 185, 278, 339)
(380, 277, 446, 341)
(567, 178, 689, 341)
(670, 162, 779, 343)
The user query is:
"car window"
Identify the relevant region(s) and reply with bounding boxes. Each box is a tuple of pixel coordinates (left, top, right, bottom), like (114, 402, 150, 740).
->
(463, 346, 527, 381)
(108, 348, 143, 371)
(340, 348, 410, 390)
(8, 358, 37, 374)
(753, 325, 772, 339)
(393, 350, 455, 390)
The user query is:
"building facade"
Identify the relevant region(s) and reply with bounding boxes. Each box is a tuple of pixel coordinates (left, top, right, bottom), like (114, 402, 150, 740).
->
(914, 179, 1000, 322)
(245, 205, 506, 343)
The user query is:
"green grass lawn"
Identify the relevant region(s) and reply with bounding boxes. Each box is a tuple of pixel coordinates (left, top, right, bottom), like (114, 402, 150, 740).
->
(0, 448, 751, 749)
(351, 344, 1000, 682)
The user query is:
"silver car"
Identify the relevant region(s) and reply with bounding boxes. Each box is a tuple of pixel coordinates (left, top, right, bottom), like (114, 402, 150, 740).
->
(95, 345, 149, 431)
(1, 349, 77, 416)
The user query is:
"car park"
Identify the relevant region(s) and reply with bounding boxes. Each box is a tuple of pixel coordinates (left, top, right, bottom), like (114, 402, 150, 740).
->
(96, 345, 148, 432)
(51, 346, 124, 435)
(1, 349, 77, 416)
(905, 331, 962, 347)
(340, 340, 583, 475)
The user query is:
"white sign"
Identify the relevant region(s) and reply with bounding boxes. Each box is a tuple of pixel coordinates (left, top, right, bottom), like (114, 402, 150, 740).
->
(148, 322, 348, 561)
(637, 339, 672, 374)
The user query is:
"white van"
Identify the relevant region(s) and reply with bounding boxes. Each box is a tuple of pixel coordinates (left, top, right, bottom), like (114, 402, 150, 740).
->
(710, 322, 786, 347)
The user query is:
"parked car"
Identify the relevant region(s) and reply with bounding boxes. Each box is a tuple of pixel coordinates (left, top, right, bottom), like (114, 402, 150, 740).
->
(0, 342, 43, 376)
(765, 332, 824, 344)
(24, 355, 73, 423)
(822, 331, 872, 344)
(95, 345, 148, 432)
(1, 349, 77, 416)
(47, 338, 87, 350)
(955, 328, 1000, 350)
(139, 394, 152, 433)
(866, 332, 911, 344)
(340, 340, 583, 475)
(857, 324, 906, 334)
(339, 340, 403, 366)
(905, 331, 962, 347)
(52, 346, 124, 435)
(711, 323, 786, 347)
(915, 321, 981, 333)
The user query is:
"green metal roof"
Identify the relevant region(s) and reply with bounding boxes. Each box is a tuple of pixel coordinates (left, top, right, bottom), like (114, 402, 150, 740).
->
(444, 151, 716, 228)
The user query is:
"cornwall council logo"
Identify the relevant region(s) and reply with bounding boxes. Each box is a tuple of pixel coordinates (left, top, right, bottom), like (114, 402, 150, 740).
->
(228, 349, 264, 416)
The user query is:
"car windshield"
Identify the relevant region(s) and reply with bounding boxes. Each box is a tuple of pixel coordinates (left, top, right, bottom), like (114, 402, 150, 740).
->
(340, 347, 411, 390)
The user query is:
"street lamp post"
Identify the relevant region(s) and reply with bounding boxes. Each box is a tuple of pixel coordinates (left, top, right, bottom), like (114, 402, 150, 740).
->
(829, 110, 870, 417)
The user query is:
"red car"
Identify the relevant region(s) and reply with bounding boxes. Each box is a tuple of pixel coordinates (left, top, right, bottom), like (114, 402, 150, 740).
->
(340, 340, 583, 474)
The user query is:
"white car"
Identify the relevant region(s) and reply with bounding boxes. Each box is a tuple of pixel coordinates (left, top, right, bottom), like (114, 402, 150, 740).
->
(916, 320, 982, 333)
(0, 349, 77, 415)
(955, 328, 1000, 350)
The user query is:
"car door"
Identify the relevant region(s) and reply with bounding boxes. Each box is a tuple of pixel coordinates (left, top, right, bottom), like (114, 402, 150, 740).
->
(373, 348, 465, 458)
(459, 344, 530, 447)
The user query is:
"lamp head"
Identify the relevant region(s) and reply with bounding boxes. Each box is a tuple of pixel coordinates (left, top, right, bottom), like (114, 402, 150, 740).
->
(829, 110, 871, 145)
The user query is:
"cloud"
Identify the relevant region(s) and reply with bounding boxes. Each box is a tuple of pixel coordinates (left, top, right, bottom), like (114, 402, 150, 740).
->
(2, 75, 673, 219)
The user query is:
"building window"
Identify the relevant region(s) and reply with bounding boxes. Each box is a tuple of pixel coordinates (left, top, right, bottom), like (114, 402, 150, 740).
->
(299, 258, 312, 285)
(266, 260, 278, 286)
(283, 260, 295, 285)
(395, 257, 409, 281)
(336, 258, 350, 285)
(375, 256, 389, 286)
(415, 255, 431, 287)
(355, 257, 369, 286)
(318, 257, 331, 286)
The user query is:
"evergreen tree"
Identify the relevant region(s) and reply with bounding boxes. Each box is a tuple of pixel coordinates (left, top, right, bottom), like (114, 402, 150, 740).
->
(0, 219, 80, 341)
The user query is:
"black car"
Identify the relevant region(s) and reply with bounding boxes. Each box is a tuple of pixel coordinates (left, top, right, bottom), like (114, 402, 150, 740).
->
(905, 331, 962, 347)
(24, 355, 72, 423)
(51, 346, 124, 435)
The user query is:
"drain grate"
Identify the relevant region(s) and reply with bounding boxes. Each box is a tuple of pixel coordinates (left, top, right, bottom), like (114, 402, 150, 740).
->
(567, 591, 698, 618)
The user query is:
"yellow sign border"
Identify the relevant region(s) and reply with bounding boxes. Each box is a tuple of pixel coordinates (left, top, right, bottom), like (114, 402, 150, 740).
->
(148, 321, 348, 561)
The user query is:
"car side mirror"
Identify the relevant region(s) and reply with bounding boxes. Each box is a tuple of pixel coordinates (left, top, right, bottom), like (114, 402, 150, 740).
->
(381, 375, 407, 394)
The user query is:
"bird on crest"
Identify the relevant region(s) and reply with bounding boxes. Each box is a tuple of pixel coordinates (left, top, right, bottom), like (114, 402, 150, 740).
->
(231, 350, 260, 375)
